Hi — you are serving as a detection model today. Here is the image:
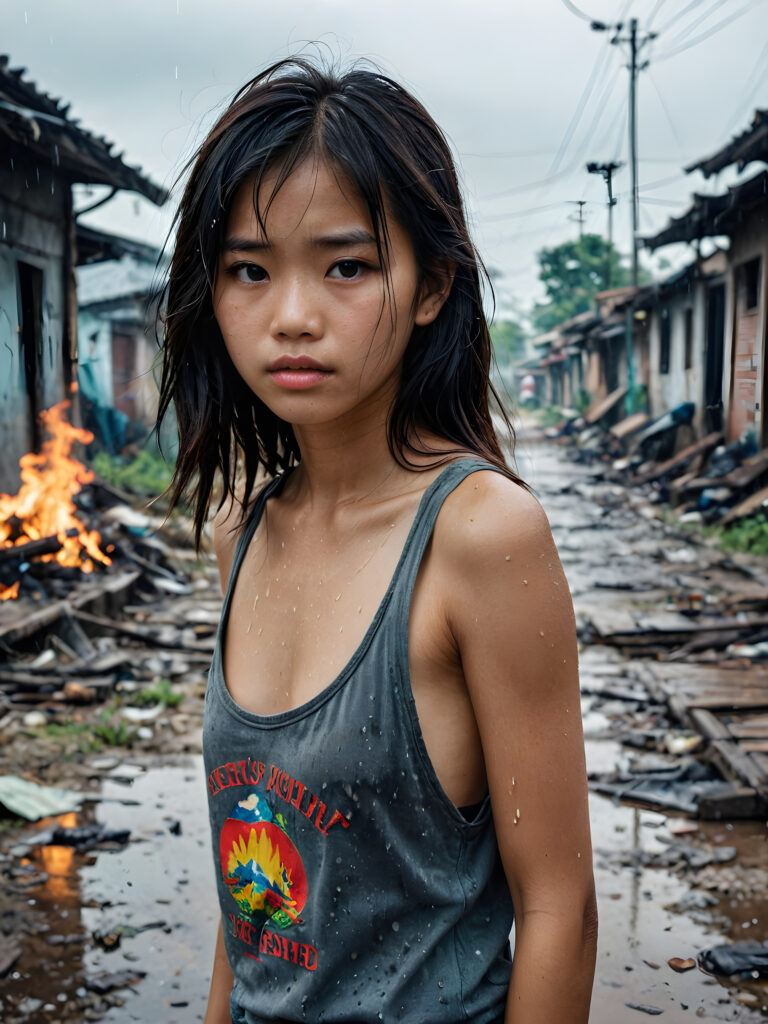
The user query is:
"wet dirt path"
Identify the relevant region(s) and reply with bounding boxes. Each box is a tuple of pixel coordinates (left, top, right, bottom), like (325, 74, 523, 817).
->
(1, 427, 767, 1022)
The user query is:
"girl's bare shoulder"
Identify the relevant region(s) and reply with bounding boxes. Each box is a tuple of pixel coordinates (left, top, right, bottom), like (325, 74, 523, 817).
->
(434, 466, 548, 567)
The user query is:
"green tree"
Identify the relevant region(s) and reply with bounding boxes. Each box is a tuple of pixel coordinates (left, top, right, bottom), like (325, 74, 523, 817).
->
(532, 234, 636, 332)
(490, 318, 528, 366)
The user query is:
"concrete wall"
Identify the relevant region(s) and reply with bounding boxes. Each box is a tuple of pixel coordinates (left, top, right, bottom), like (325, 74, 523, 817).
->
(647, 284, 707, 434)
(0, 152, 70, 491)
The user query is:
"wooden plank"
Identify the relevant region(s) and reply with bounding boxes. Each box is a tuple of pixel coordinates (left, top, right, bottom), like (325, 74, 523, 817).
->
(721, 484, 768, 525)
(698, 787, 767, 819)
(609, 412, 649, 439)
(0, 570, 140, 647)
(741, 740, 768, 753)
(631, 431, 723, 485)
(727, 714, 768, 737)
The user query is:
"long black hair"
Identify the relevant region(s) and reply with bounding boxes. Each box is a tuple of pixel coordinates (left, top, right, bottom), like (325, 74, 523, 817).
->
(156, 56, 527, 547)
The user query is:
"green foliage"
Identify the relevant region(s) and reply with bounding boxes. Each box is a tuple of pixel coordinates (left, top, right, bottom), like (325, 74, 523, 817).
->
(627, 385, 649, 415)
(490, 319, 528, 366)
(93, 707, 138, 747)
(93, 449, 174, 497)
(537, 405, 566, 428)
(532, 234, 646, 333)
(34, 719, 104, 756)
(720, 512, 768, 556)
(574, 388, 591, 415)
(130, 678, 183, 708)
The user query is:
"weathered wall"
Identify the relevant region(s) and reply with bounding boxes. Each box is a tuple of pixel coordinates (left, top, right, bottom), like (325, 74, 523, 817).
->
(724, 210, 768, 444)
(647, 285, 706, 433)
(0, 151, 69, 491)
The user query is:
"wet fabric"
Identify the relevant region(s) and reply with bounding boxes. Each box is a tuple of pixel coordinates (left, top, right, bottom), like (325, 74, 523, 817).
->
(203, 458, 515, 1024)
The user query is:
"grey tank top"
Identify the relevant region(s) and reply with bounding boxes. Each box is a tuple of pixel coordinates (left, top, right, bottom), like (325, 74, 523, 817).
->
(203, 458, 515, 1024)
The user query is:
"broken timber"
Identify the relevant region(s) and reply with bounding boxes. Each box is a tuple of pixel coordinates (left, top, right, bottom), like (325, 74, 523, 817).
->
(632, 661, 768, 817)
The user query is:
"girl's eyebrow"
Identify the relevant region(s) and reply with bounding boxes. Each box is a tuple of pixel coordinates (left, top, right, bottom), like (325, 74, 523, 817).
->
(223, 229, 377, 253)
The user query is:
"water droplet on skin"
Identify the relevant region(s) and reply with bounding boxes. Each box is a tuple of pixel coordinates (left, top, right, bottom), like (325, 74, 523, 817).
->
(335, 593, 341, 601)
(258, 627, 263, 635)
(246, 622, 252, 634)
(358, 607, 362, 613)
(391, 921, 400, 932)
(539, 630, 545, 637)
(265, 586, 270, 598)
(511, 777, 515, 786)
(253, 593, 259, 607)
(339, 626, 343, 633)
(281, 640, 286, 647)
(281, 541, 285, 549)
(577, 852, 581, 858)
(293, 607, 296, 613)
(522, 579, 528, 585)
(505, 555, 510, 561)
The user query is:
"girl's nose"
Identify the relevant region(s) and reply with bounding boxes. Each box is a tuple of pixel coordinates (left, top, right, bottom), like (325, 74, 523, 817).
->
(270, 278, 322, 340)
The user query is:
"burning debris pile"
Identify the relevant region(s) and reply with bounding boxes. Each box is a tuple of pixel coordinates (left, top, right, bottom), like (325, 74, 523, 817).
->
(0, 403, 221, 780)
(0, 401, 112, 602)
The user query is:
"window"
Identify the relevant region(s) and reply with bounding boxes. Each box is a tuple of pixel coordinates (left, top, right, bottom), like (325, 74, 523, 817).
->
(742, 257, 760, 311)
(684, 307, 693, 370)
(659, 307, 671, 375)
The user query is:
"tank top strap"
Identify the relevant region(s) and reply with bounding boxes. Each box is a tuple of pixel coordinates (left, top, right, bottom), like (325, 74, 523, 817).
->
(222, 468, 295, 601)
(389, 457, 510, 626)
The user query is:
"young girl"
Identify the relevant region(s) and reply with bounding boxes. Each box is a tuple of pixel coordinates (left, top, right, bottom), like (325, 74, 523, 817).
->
(157, 57, 597, 1024)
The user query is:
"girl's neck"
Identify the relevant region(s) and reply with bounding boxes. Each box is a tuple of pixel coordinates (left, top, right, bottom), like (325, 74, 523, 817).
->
(290, 406, 404, 513)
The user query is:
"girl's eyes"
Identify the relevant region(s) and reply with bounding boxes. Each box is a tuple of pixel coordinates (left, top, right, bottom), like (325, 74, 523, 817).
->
(328, 259, 366, 280)
(226, 259, 371, 284)
(231, 264, 268, 284)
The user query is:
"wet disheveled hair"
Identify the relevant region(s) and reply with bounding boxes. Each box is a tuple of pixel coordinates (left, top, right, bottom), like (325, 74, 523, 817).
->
(156, 56, 528, 547)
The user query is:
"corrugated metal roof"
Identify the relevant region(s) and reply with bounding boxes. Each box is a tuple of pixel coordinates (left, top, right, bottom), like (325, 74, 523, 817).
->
(686, 109, 768, 179)
(0, 55, 167, 205)
(77, 254, 160, 306)
(642, 170, 768, 251)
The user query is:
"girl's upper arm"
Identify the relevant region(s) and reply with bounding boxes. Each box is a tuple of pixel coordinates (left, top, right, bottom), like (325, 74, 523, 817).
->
(440, 470, 594, 919)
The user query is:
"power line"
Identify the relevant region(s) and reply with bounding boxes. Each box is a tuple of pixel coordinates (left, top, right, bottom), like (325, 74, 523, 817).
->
(559, 0, 599, 23)
(655, 0, 763, 61)
(484, 200, 573, 224)
(639, 196, 688, 206)
(646, 67, 687, 159)
(656, 0, 711, 35)
(663, 0, 729, 49)
(646, 0, 670, 29)
(549, 42, 615, 174)
(722, 38, 768, 133)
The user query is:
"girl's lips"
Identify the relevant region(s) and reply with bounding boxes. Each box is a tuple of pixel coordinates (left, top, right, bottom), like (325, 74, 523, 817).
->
(269, 368, 332, 390)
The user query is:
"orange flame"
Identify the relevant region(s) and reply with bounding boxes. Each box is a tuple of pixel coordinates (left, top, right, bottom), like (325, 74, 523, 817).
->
(0, 400, 111, 599)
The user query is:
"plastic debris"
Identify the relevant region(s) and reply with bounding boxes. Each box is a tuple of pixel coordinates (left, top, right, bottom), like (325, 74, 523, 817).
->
(699, 941, 768, 978)
(0, 774, 85, 820)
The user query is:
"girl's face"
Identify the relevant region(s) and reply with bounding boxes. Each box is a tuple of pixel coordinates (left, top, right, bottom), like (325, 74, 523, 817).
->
(213, 157, 446, 430)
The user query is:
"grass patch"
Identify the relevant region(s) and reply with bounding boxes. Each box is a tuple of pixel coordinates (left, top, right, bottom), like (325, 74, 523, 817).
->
(129, 678, 182, 708)
(92, 449, 174, 498)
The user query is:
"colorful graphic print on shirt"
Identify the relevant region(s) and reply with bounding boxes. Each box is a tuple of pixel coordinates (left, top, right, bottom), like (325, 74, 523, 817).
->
(220, 792, 308, 929)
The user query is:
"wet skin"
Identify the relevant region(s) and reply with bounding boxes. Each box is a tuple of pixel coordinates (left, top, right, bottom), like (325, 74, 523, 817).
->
(212, 158, 597, 1023)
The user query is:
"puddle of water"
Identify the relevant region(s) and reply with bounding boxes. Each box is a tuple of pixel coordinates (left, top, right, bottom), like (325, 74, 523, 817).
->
(0, 756, 218, 1023)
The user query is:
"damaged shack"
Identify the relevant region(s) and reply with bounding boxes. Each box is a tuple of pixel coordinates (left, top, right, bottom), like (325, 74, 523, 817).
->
(0, 54, 166, 490)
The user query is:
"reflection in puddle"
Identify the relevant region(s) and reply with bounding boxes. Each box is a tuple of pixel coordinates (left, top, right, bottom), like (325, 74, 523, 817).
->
(0, 757, 217, 1023)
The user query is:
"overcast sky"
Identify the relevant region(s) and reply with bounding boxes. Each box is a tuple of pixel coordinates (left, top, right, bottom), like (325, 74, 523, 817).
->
(5, 0, 767, 315)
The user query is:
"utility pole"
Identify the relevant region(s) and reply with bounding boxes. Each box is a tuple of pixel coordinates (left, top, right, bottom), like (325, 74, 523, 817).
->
(568, 200, 588, 239)
(610, 18, 657, 287)
(587, 160, 623, 287)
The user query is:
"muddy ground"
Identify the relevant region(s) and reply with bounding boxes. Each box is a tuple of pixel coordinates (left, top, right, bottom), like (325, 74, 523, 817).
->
(1, 424, 767, 1022)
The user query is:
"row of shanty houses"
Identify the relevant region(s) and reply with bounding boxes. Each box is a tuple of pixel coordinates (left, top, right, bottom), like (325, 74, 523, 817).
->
(521, 109, 768, 450)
